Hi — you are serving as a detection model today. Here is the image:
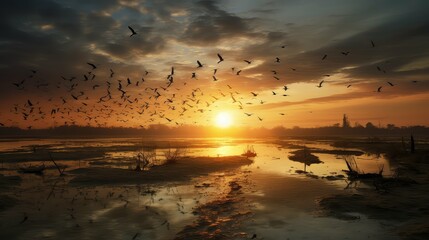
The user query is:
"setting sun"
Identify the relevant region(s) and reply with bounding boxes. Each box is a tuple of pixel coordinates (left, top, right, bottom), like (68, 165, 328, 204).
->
(215, 112, 233, 128)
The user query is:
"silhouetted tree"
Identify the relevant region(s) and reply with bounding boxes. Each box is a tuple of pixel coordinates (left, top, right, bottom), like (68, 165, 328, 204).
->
(365, 122, 377, 129)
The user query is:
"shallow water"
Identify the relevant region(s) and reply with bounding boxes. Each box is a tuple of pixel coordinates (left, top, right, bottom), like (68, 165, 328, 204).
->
(0, 137, 399, 239)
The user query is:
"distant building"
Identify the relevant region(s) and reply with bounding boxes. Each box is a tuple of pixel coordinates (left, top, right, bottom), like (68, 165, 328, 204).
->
(342, 114, 351, 128)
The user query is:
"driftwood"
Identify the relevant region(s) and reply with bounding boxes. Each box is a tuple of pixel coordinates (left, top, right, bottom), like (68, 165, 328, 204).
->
(342, 155, 383, 179)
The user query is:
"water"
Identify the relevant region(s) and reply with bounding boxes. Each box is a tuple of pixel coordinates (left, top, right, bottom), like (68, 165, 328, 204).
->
(0, 137, 399, 239)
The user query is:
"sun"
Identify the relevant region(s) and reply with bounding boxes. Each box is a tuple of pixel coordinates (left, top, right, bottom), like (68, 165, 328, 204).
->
(215, 112, 233, 128)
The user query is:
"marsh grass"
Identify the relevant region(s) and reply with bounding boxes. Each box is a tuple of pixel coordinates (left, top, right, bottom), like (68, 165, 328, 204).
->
(163, 147, 188, 164)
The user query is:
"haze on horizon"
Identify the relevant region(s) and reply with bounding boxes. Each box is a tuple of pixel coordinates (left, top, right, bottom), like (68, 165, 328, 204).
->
(1, 0, 428, 130)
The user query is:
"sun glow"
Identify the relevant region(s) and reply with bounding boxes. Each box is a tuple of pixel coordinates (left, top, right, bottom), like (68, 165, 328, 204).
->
(215, 112, 233, 128)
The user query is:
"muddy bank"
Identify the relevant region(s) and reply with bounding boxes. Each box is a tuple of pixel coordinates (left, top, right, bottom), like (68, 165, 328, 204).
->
(318, 150, 429, 239)
(70, 156, 253, 186)
(175, 179, 252, 240)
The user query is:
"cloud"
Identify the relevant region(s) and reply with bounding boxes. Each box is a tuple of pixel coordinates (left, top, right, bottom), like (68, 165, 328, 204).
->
(0, 0, 428, 128)
(180, 0, 256, 45)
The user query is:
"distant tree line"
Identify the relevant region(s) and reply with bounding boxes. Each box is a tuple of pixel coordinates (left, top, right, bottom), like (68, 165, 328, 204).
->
(1, 123, 428, 138)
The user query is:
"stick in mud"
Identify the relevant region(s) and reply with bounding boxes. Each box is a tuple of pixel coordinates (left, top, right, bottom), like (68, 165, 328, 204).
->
(49, 152, 65, 176)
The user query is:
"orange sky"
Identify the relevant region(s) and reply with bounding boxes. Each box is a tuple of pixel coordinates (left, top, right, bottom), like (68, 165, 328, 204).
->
(0, 0, 428, 129)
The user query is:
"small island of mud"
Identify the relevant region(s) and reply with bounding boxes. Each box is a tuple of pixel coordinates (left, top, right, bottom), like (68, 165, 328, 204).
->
(70, 156, 253, 185)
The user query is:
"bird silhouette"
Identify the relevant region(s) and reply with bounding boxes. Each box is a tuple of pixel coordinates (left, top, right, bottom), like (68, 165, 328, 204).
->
(377, 86, 382, 92)
(387, 82, 394, 86)
(341, 51, 350, 56)
(244, 60, 251, 64)
(217, 53, 224, 63)
(128, 26, 137, 37)
(19, 213, 28, 224)
(275, 57, 280, 62)
(322, 54, 327, 60)
(371, 40, 375, 47)
(317, 80, 324, 88)
(197, 60, 203, 68)
(87, 62, 96, 70)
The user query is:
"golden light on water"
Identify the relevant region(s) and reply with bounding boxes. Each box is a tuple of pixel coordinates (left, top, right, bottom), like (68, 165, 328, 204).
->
(215, 112, 233, 128)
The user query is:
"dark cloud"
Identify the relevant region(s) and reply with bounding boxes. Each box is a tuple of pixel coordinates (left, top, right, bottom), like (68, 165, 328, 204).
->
(180, 0, 256, 45)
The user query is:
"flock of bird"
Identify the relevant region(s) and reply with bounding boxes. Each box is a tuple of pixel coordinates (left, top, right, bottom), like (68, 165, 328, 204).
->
(1, 25, 418, 129)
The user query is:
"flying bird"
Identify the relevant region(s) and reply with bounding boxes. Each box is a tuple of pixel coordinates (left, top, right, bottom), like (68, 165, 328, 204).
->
(197, 60, 203, 68)
(217, 53, 224, 63)
(317, 80, 324, 88)
(322, 54, 327, 60)
(19, 214, 28, 224)
(387, 82, 394, 86)
(87, 62, 96, 70)
(341, 51, 350, 56)
(128, 26, 137, 37)
(371, 40, 375, 47)
(244, 60, 252, 64)
(275, 57, 280, 63)
(377, 86, 382, 92)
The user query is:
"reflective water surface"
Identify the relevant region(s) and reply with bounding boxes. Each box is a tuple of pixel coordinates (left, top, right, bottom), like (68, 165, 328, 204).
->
(0, 138, 399, 239)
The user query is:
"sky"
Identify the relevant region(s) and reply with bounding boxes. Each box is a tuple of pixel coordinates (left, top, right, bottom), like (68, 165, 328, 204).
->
(0, 0, 428, 129)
